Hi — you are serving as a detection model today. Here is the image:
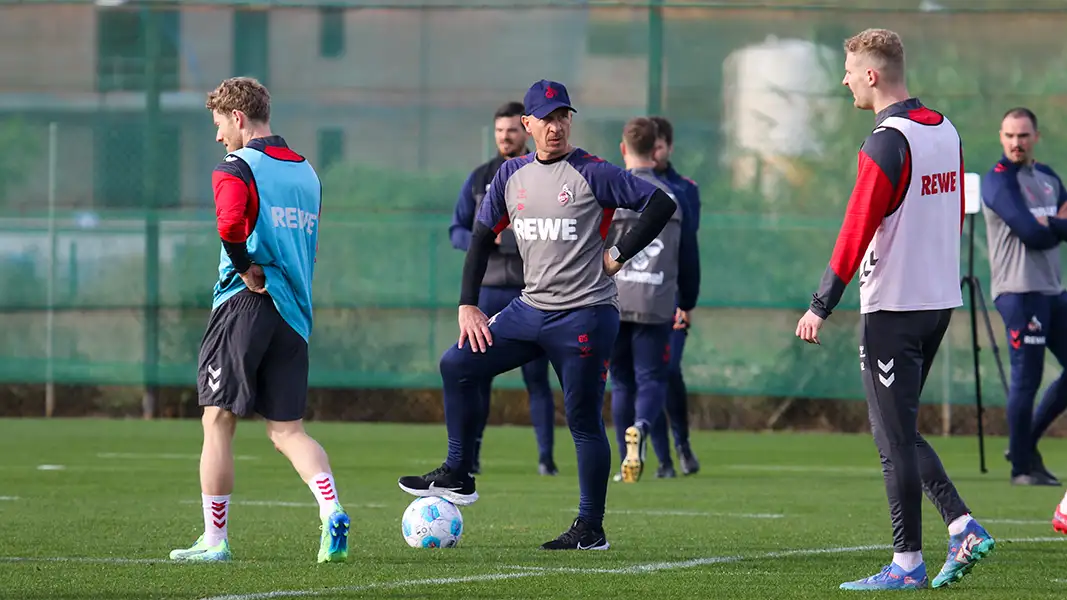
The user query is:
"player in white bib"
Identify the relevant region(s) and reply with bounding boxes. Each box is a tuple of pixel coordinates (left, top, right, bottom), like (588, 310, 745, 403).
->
(794, 28, 995, 590)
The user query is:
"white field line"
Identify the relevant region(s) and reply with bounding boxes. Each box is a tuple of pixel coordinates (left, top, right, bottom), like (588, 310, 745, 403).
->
(194, 536, 1067, 600)
(98, 452, 259, 461)
(0, 496, 18, 501)
(0, 556, 170, 564)
(725, 464, 878, 474)
(984, 518, 1054, 525)
(202, 573, 539, 600)
(587, 509, 784, 519)
(178, 500, 387, 509)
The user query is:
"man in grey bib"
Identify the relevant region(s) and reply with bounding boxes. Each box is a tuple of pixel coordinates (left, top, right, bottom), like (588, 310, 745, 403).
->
(607, 117, 699, 484)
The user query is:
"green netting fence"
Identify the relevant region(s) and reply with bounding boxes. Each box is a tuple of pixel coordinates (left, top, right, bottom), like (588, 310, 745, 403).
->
(4, 0, 1067, 407)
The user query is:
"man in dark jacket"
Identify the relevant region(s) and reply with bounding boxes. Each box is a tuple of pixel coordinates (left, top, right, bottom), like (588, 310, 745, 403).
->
(981, 107, 1067, 486)
(646, 115, 701, 478)
(448, 101, 557, 476)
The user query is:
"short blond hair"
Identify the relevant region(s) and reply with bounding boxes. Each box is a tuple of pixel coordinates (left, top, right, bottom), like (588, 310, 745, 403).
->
(844, 28, 905, 83)
(206, 77, 271, 122)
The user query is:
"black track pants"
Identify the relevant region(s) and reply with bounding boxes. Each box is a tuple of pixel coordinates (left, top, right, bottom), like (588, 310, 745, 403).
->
(860, 309, 971, 553)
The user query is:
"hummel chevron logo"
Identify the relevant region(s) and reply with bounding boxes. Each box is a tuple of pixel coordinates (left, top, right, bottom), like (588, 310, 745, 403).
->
(211, 500, 227, 529)
(877, 358, 895, 388)
(316, 478, 337, 501)
(207, 365, 222, 393)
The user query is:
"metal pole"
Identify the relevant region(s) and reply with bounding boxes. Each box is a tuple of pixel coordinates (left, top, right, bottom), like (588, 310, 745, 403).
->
(427, 229, 438, 367)
(45, 122, 58, 417)
(142, 6, 161, 420)
(646, 0, 664, 115)
(965, 214, 987, 473)
(417, 9, 429, 169)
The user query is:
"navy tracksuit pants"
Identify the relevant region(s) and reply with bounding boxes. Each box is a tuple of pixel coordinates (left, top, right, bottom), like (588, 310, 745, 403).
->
(440, 298, 619, 527)
(610, 321, 673, 463)
(474, 285, 556, 464)
(649, 327, 692, 466)
(994, 291, 1067, 477)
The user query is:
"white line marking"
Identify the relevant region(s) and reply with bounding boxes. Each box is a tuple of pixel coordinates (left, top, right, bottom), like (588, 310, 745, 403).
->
(594, 509, 784, 519)
(36, 464, 64, 471)
(200, 573, 538, 600)
(406, 459, 531, 467)
(726, 464, 877, 474)
(0, 556, 170, 564)
(178, 500, 387, 509)
(984, 518, 1053, 525)
(508, 544, 888, 575)
(98, 452, 259, 461)
(0, 496, 18, 501)
(196, 536, 1067, 600)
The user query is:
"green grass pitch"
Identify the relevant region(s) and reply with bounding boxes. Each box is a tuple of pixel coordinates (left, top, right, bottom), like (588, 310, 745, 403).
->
(1, 418, 1066, 599)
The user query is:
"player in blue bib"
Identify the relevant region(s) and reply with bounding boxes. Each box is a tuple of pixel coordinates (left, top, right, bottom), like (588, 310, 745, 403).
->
(169, 77, 350, 565)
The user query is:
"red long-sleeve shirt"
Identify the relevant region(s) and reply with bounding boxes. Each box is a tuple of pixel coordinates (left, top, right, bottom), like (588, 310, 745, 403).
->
(810, 99, 964, 318)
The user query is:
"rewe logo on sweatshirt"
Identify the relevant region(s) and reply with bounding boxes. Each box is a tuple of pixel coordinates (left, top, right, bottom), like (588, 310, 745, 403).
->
(512, 217, 578, 241)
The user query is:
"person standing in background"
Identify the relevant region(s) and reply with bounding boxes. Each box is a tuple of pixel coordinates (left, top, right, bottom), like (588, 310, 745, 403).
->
(448, 101, 558, 477)
(646, 115, 701, 478)
(981, 107, 1067, 487)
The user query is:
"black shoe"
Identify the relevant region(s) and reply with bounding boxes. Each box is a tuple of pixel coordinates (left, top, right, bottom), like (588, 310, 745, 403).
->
(679, 445, 700, 476)
(539, 459, 559, 476)
(1005, 449, 1061, 485)
(1031, 450, 1060, 484)
(540, 518, 609, 550)
(1011, 472, 1061, 486)
(398, 464, 479, 505)
(656, 463, 677, 478)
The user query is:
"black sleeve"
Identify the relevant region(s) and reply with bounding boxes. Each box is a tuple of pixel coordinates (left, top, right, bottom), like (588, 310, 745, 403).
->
(222, 241, 252, 273)
(676, 220, 700, 311)
(614, 189, 676, 262)
(1049, 217, 1067, 241)
(497, 228, 520, 254)
(459, 221, 497, 306)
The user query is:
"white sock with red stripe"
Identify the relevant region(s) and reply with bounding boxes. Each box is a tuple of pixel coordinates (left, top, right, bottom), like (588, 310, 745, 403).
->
(1060, 491, 1067, 513)
(308, 472, 342, 519)
(202, 494, 229, 547)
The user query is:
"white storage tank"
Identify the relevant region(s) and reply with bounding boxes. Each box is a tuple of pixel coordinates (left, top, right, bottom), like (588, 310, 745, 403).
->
(722, 36, 843, 201)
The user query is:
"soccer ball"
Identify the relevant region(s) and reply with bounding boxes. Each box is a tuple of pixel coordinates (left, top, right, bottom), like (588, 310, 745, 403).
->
(401, 496, 464, 548)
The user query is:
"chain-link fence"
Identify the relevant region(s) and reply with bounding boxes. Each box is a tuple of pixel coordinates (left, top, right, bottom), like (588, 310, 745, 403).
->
(3, 0, 1067, 408)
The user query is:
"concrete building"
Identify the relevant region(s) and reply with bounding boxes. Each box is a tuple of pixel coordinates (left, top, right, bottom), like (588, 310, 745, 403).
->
(0, 3, 649, 211)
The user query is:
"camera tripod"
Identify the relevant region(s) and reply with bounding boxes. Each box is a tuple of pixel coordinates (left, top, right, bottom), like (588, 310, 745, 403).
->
(960, 212, 1010, 474)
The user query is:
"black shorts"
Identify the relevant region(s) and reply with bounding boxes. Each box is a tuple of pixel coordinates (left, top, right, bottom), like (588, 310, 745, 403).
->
(197, 289, 309, 421)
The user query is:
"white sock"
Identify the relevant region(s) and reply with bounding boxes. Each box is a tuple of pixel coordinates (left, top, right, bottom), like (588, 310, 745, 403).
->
(892, 551, 923, 572)
(948, 514, 974, 536)
(202, 494, 230, 547)
(308, 472, 342, 519)
(1059, 491, 1067, 513)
